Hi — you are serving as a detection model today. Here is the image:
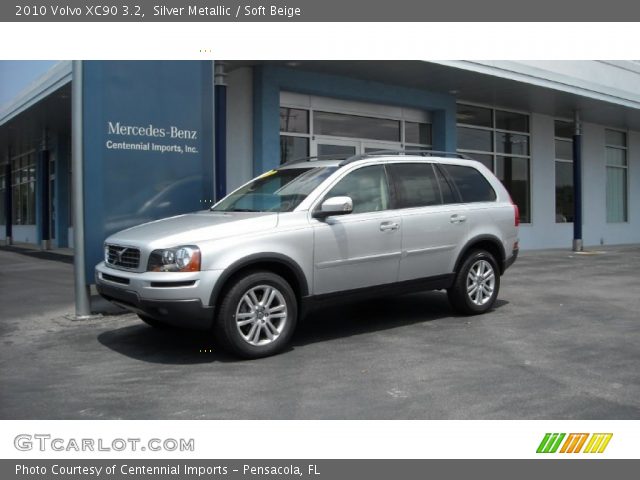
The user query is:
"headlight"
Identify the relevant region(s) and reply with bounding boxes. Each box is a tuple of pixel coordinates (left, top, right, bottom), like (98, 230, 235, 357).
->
(104, 245, 109, 263)
(148, 246, 201, 272)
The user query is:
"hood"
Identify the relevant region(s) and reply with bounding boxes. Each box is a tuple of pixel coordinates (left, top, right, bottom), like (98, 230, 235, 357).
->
(105, 211, 279, 248)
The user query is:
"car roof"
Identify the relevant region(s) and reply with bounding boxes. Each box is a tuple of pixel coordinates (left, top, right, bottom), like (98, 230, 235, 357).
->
(278, 151, 478, 171)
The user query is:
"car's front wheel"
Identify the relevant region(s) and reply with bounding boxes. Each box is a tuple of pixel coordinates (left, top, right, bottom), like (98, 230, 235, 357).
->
(214, 271, 298, 359)
(448, 250, 500, 315)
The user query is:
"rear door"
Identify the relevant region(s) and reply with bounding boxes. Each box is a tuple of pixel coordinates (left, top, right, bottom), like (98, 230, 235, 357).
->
(387, 162, 468, 281)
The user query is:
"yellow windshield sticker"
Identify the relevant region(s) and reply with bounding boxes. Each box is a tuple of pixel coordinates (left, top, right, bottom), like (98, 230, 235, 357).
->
(259, 169, 278, 179)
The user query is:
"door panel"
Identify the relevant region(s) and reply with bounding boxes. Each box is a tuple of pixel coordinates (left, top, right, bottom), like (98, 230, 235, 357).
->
(311, 164, 401, 295)
(398, 205, 468, 280)
(313, 212, 402, 294)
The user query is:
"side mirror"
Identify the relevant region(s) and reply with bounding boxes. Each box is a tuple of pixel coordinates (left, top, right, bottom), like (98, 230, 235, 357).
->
(313, 196, 353, 219)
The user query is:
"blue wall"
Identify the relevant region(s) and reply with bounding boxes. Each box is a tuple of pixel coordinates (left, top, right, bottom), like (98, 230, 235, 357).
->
(252, 65, 457, 174)
(82, 61, 214, 281)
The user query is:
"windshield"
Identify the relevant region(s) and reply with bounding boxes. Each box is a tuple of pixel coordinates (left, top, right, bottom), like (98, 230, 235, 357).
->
(212, 166, 338, 213)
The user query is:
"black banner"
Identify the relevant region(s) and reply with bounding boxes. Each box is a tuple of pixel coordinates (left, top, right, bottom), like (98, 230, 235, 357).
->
(5, 0, 640, 22)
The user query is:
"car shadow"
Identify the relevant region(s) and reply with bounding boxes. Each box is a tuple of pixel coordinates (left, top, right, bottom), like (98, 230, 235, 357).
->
(97, 291, 507, 364)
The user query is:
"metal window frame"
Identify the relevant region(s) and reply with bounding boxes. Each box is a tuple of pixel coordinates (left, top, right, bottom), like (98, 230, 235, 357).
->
(455, 101, 532, 224)
(604, 128, 629, 224)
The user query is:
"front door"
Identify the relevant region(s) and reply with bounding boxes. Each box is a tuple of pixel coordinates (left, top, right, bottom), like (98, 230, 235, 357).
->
(312, 164, 402, 295)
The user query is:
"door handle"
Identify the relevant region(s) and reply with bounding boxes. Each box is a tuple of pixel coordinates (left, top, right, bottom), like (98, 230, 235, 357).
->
(450, 214, 467, 224)
(380, 221, 400, 232)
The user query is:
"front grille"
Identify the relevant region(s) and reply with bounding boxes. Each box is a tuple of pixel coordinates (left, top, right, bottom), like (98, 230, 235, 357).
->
(106, 244, 141, 269)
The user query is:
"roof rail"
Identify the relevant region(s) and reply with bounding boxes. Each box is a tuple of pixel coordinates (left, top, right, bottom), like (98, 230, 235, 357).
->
(339, 149, 473, 166)
(279, 150, 474, 168)
(280, 153, 355, 167)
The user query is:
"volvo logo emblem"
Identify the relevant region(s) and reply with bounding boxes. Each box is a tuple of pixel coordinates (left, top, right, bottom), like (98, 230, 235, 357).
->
(115, 248, 128, 263)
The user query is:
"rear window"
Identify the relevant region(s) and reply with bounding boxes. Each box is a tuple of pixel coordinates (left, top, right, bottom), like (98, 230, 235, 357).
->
(442, 164, 497, 203)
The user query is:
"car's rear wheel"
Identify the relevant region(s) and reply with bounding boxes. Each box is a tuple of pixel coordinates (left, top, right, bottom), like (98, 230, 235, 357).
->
(448, 250, 500, 315)
(214, 271, 297, 359)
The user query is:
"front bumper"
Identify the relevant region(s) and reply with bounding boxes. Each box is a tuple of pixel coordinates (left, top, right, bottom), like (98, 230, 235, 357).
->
(95, 262, 222, 330)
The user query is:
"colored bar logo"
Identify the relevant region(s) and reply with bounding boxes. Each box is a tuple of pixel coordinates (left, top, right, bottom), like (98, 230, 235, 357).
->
(537, 433, 612, 453)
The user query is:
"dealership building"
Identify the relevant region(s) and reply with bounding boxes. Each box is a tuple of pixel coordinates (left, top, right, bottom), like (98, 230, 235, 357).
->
(1, 60, 639, 267)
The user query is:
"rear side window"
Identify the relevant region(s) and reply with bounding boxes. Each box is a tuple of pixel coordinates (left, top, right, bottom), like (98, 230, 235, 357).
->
(442, 164, 497, 203)
(387, 163, 441, 209)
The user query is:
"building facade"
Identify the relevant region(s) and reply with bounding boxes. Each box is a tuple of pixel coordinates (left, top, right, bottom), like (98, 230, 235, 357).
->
(1, 60, 639, 261)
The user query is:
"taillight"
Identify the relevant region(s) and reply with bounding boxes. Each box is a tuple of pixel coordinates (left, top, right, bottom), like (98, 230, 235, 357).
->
(510, 197, 520, 226)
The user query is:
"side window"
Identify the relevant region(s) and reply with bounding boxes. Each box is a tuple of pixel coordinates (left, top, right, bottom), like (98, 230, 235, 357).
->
(387, 163, 441, 209)
(323, 165, 390, 214)
(434, 165, 458, 204)
(442, 164, 497, 203)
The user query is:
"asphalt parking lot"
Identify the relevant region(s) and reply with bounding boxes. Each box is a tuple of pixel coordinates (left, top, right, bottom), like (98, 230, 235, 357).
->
(1, 245, 639, 419)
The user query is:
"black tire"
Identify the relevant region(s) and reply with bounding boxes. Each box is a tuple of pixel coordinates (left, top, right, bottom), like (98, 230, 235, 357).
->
(214, 271, 298, 359)
(447, 249, 500, 315)
(137, 314, 170, 329)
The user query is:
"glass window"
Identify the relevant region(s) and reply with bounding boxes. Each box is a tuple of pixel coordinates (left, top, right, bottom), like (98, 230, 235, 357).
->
(405, 122, 432, 145)
(0, 173, 5, 225)
(605, 129, 626, 147)
(456, 104, 492, 127)
(457, 127, 493, 152)
(606, 167, 627, 223)
(280, 136, 309, 164)
(606, 147, 627, 167)
(317, 144, 357, 157)
(324, 165, 390, 214)
(555, 120, 573, 139)
(495, 110, 529, 133)
(462, 152, 493, 170)
(279, 107, 309, 134)
(496, 132, 529, 156)
(457, 104, 531, 222)
(313, 111, 400, 142)
(605, 129, 628, 223)
(496, 156, 530, 223)
(434, 165, 458, 204)
(554, 122, 574, 224)
(213, 166, 337, 213)
(555, 162, 574, 223)
(387, 163, 441, 209)
(555, 139, 573, 161)
(443, 164, 497, 204)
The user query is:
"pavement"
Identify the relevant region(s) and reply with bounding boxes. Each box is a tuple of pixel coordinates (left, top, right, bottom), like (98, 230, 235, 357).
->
(0, 245, 639, 419)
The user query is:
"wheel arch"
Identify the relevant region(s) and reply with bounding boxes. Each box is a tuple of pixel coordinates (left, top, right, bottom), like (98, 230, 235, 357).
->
(454, 235, 506, 276)
(209, 253, 309, 308)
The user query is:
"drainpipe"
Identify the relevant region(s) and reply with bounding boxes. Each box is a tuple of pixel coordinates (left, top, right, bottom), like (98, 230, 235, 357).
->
(72, 60, 91, 318)
(4, 150, 11, 246)
(40, 129, 51, 250)
(214, 61, 227, 201)
(572, 111, 583, 252)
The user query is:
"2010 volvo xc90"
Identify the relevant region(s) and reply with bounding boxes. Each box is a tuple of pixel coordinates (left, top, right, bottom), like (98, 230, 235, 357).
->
(96, 151, 519, 358)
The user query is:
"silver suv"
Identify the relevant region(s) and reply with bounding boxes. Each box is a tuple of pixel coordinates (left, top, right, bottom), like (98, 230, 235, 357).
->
(96, 151, 519, 358)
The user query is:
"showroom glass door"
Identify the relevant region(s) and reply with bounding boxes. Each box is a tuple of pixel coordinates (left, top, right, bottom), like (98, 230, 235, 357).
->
(312, 138, 400, 158)
(312, 138, 359, 157)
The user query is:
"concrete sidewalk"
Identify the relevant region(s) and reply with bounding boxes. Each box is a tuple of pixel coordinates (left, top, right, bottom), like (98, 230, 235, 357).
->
(1, 245, 639, 419)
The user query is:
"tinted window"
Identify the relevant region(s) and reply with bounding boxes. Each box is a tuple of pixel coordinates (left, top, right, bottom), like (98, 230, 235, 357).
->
(434, 166, 458, 204)
(388, 163, 440, 209)
(443, 164, 497, 203)
(324, 165, 389, 214)
(279, 107, 309, 134)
